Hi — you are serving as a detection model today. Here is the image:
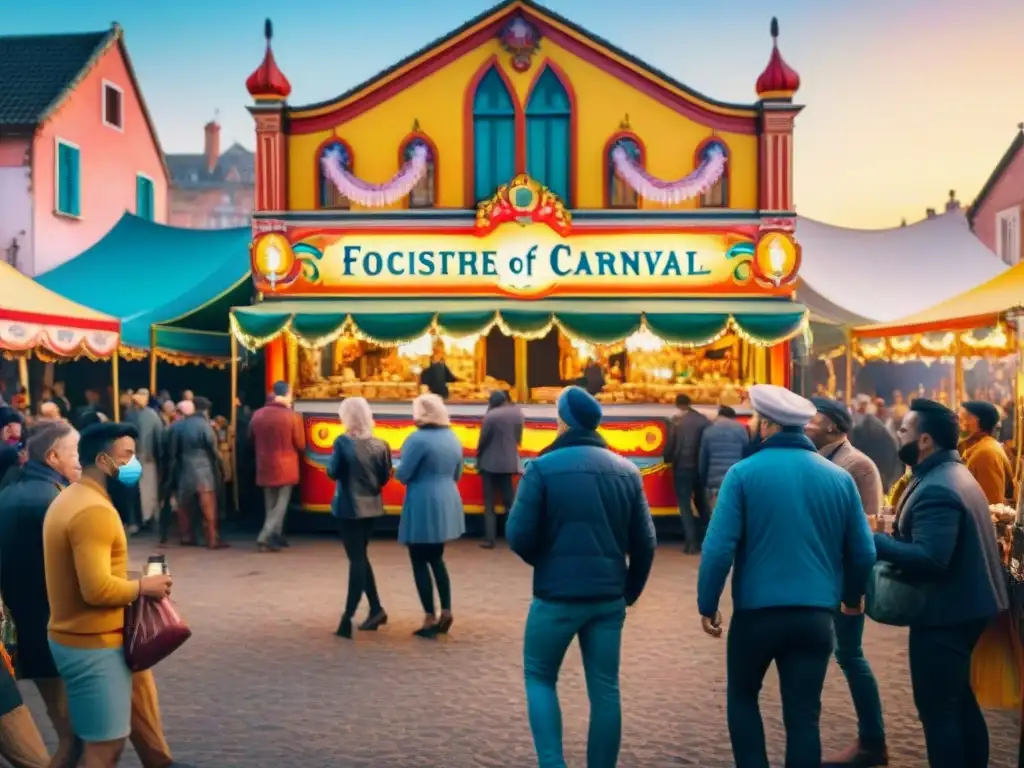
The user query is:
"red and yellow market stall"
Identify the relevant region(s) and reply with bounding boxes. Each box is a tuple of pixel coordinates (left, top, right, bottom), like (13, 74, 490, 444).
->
(231, 4, 808, 516)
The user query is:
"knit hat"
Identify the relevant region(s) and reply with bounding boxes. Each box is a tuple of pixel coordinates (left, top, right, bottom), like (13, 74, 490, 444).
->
(961, 400, 1000, 433)
(557, 386, 602, 431)
(811, 396, 853, 433)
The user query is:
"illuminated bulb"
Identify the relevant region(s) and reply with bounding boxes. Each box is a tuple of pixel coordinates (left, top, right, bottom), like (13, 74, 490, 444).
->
(265, 244, 282, 273)
(768, 240, 786, 277)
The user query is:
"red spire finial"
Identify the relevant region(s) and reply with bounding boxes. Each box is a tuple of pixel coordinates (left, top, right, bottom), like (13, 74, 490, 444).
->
(756, 17, 800, 101)
(246, 18, 292, 102)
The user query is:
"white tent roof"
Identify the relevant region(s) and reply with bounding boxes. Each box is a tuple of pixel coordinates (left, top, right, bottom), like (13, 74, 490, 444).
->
(795, 212, 1007, 324)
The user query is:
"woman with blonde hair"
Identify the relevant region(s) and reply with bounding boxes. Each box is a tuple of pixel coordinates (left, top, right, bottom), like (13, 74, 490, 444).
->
(396, 393, 465, 637)
(328, 397, 392, 638)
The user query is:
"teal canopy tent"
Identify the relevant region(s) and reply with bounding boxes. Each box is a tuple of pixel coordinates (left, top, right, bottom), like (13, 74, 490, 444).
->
(231, 297, 808, 349)
(36, 214, 251, 363)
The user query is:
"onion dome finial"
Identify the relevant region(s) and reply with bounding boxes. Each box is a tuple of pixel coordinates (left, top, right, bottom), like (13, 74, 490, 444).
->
(756, 17, 800, 101)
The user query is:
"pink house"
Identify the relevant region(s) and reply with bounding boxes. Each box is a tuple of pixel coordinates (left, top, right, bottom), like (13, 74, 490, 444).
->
(968, 125, 1024, 266)
(0, 24, 169, 276)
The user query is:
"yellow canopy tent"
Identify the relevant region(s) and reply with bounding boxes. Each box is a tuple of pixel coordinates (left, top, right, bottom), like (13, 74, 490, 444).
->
(0, 261, 123, 419)
(852, 263, 1024, 479)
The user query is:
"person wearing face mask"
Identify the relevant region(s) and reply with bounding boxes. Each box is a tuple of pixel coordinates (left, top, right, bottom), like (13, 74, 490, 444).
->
(0, 407, 25, 487)
(698, 385, 876, 768)
(42, 422, 173, 768)
(0, 421, 80, 767)
(874, 398, 1008, 768)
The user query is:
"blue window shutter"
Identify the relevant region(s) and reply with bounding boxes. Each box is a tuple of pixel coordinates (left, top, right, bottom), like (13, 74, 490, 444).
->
(69, 146, 81, 216)
(136, 176, 154, 220)
(525, 68, 571, 203)
(472, 68, 515, 204)
(56, 143, 81, 216)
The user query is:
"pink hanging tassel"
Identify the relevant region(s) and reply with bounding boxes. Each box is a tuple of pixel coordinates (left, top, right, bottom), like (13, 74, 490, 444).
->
(321, 143, 429, 208)
(611, 143, 726, 205)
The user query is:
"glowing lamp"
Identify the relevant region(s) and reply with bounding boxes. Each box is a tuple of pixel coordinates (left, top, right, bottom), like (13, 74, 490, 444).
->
(252, 233, 296, 289)
(753, 232, 800, 287)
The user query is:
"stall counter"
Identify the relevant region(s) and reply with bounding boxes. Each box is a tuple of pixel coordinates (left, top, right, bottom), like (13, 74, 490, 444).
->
(295, 400, 749, 516)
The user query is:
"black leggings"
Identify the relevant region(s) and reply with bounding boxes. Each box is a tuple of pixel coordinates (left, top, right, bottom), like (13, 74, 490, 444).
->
(338, 518, 382, 618)
(408, 543, 451, 615)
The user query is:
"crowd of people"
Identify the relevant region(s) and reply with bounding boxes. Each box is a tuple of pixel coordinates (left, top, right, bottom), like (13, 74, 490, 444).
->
(0, 374, 1017, 766)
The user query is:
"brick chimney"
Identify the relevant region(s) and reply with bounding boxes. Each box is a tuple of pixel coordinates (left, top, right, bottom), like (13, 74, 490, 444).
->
(204, 120, 221, 174)
(945, 189, 960, 212)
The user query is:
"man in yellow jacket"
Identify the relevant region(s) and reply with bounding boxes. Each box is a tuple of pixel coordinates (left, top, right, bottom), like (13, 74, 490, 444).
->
(959, 400, 1016, 505)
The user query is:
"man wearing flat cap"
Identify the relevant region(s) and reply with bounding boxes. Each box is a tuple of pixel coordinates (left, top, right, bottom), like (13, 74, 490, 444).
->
(697, 385, 876, 768)
(806, 398, 887, 766)
(959, 400, 1016, 505)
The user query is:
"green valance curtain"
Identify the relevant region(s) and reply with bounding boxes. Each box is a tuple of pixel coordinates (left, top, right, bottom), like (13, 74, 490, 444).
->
(231, 298, 807, 351)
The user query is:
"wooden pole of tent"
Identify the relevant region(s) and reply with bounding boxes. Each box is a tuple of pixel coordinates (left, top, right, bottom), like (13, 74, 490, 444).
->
(111, 351, 120, 422)
(17, 357, 30, 411)
(514, 337, 528, 403)
(230, 327, 239, 513)
(953, 338, 965, 405)
(149, 325, 158, 395)
(844, 329, 854, 406)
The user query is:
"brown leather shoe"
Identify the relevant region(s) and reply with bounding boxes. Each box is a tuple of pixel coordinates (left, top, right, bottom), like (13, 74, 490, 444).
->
(822, 742, 888, 767)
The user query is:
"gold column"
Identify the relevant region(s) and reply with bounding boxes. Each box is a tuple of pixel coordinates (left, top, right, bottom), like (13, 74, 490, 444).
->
(112, 351, 121, 422)
(953, 337, 965, 404)
(475, 336, 487, 382)
(149, 325, 158, 394)
(284, 332, 299, 395)
(844, 329, 854, 406)
(230, 330, 239, 512)
(17, 357, 29, 410)
(514, 336, 528, 403)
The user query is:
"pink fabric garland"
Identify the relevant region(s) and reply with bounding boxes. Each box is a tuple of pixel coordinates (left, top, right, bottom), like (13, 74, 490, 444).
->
(611, 143, 727, 205)
(321, 143, 429, 208)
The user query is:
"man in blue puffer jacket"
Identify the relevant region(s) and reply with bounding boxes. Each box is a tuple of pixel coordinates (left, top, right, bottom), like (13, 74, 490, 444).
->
(697, 384, 876, 768)
(507, 386, 656, 768)
(698, 405, 750, 510)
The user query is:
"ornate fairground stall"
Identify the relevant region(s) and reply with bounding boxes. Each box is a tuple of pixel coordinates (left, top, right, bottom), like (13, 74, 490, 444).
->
(231, 2, 808, 517)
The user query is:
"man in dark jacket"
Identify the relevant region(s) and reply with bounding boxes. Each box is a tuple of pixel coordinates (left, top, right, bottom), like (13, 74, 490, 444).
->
(874, 398, 1008, 768)
(850, 396, 901, 492)
(475, 391, 524, 549)
(0, 420, 79, 767)
(419, 346, 457, 400)
(507, 386, 656, 768)
(664, 394, 709, 553)
(0, 407, 24, 487)
(698, 405, 748, 510)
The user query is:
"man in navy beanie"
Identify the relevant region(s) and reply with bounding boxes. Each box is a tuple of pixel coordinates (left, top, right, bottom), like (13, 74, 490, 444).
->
(507, 386, 656, 768)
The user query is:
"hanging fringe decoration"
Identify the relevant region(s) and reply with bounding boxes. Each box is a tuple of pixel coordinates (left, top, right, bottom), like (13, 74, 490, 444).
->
(321, 143, 429, 208)
(611, 142, 727, 205)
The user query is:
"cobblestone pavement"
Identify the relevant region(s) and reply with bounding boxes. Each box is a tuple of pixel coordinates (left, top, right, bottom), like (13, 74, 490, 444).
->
(18, 533, 1020, 767)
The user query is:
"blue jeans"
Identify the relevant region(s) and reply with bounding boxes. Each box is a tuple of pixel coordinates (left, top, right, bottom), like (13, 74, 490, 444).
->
(523, 597, 626, 768)
(833, 612, 885, 749)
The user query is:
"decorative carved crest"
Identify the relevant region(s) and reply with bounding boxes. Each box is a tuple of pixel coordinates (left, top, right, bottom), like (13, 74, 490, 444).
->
(499, 15, 541, 72)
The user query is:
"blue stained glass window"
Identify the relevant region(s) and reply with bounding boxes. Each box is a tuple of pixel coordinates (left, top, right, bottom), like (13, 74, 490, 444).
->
(472, 68, 516, 204)
(526, 67, 571, 203)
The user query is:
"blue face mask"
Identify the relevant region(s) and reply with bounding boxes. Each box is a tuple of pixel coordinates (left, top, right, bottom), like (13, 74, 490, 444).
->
(112, 455, 143, 487)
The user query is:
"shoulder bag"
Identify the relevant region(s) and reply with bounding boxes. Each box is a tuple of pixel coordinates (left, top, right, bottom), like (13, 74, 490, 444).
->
(124, 595, 192, 672)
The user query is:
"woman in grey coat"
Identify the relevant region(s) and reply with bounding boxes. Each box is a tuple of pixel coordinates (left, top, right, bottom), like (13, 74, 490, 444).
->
(328, 397, 391, 639)
(397, 393, 466, 638)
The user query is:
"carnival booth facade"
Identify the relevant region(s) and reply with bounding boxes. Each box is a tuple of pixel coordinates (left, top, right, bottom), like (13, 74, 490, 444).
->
(232, 1, 808, 516)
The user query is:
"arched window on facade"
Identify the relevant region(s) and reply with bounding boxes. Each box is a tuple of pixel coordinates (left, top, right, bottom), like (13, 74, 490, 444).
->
(698, 140, 728, 208)
(318, 140, 352, 210)
(472, 68, 516, 204)
(403, 137, 436, 208)
(525, 67, 571, 203)
(608, 137, 641, 209)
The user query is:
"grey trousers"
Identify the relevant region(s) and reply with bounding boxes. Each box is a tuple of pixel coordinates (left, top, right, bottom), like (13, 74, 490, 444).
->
(258, 486, 292, 544)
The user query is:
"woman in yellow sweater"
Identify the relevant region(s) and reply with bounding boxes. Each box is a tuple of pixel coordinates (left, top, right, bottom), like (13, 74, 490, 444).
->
(42, 423, 172, 768)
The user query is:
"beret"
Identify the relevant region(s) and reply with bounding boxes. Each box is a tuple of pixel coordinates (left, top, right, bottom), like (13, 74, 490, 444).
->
(810, 397, 852, 433)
